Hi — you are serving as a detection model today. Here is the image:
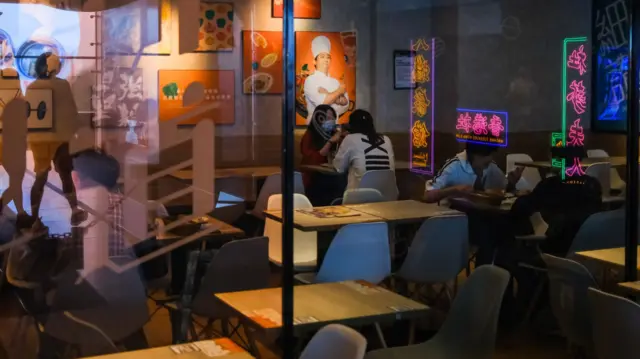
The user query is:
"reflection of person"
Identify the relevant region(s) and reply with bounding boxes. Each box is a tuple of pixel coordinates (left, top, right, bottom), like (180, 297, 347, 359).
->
(304, 35, 350, 123)
(27, 52, 85, 225)
(300, 105, 346, 205)
(333, 110, 394, 190)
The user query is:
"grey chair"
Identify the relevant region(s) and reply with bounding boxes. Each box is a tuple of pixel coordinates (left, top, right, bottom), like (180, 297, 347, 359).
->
(342, 188, 384, 205)
(189, 237, 270, 340)
(359, 170, 398, 202)
(395, 215, 468, 300)
(567, 208, 625, 257)
(365, 265, 510, 359)
(250, 172, 305, 220)
(541, 254, 597, 354)
(300, 324, 367, 359)
(588, 288, 640, 359)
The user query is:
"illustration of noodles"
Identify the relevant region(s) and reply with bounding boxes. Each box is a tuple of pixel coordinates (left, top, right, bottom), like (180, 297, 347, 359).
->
(412, 88, 429, 118)
(411, 120, 430, 148)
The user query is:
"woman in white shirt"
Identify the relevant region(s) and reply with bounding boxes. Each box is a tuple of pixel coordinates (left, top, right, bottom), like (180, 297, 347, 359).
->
(333, 109, 395, 189)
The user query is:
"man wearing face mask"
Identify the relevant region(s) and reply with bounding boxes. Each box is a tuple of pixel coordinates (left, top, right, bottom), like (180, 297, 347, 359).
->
(300, 104, 346, 206)
(303, 35, 350, 124)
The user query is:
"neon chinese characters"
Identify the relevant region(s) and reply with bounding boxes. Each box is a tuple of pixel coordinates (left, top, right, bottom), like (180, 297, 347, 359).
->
(409, 38, 435, 175)
(455, 109, 508, 147)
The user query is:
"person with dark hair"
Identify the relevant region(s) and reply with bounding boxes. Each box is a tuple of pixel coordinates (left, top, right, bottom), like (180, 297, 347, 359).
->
(300, 104, 346, 205)
(333, 109, 395, 190)
(26, 52, 85, 226)
(425, 142, 524, 203)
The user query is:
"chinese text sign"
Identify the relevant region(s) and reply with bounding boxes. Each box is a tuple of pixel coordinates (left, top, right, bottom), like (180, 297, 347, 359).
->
(410, 38, 435, 175)
(455, 109, 508, 147)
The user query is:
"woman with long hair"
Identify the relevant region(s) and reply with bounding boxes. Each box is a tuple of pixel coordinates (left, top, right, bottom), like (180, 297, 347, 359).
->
(300, 104, 345, 205)
(333, 109, 395, 189)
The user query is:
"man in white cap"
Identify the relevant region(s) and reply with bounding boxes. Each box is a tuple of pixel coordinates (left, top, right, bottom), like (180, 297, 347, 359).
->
(304, 35, 349, 123)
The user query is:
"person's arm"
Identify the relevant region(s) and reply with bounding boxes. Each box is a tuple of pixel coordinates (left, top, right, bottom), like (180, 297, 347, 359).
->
(424, 163, 472, 203)
(333, 91, 350, 116)
(332, 135, 352, 173)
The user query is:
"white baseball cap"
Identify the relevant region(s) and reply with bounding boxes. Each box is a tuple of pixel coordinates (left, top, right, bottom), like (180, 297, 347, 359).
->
(311, 36, 331, 58)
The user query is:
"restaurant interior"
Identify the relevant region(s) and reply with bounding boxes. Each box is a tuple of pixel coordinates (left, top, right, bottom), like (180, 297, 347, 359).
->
(0, 0, 638, 358)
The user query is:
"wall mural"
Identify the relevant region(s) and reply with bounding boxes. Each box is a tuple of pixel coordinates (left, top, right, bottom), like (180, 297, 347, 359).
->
(272, 0, 321, 19)
(92, 66, 144, 133)
(0, 88, 53, 131)
(158, 70, 235, 125)
(242, 31, 282, 94)
(195, 2, 234, 52)
(295, 31, 356, 125)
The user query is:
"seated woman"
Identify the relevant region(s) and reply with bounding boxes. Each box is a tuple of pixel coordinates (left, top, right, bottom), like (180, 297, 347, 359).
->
(300, 104, 345, 206)
(333, 109, 395, 190)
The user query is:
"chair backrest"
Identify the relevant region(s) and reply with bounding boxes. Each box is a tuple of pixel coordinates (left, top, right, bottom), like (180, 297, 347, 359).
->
(396, 215, 468, 283)
(588, 288, 640, 359)
(587, 150, 626, 190)
(316, 222, 390, 284)
(252, 172, 305, 219)
(428, 265, 510, 359)
(192, 237, 270, 316)
(506, 153, 541, 191)
(342, 188, 384, 205)
(541, 254, 597, 349)
(264, 194, 317, 266)
(44, 256, 149, 345)
(358, 170, 398, 202)
(530, 212, 549, 236)
(587, 149, 609, 158)
(300, 324, 367, 359)
(567, 208, 625, 258)
(585, 162, 611, 196)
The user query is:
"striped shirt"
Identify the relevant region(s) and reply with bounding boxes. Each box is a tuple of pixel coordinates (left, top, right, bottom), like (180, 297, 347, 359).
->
(333, 133, 395, 190)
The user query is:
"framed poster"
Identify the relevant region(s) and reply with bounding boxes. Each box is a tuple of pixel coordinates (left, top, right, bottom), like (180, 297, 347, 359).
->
(394, 50, 416, 89)
(272, 0, 321, 19)
(455, 108, 508, 147)
(158, 70, 235, 125)
(195, 2, 234, 52)
(242, 31, 283, 94)
(295, 31, 356, 125)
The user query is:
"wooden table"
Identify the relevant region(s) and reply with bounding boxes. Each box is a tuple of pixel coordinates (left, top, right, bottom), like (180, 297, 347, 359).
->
(83, 338, 253, 358)
(448, 196, 516, 214)
(216, 281, 429, 345)
(345, 200, 460, 224)
(172, 166, 281, 181)
(156, 215, 245, 242)
(300, 161, 411, 176)
(618, 281, 640, 294)
(574, 246, 640, 270)
(515, 156, 627, 170)
(264, 206, 383, 232)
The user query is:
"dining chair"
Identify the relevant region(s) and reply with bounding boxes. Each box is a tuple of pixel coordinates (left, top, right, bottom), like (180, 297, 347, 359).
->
(359, 170, 399, 202)
(300, 324, 367, 359)
(506, 153, 541, 191)
(295, 222, 390, 284)
(541, 254, 597, 355)
(585, 162, 612, 197)
(588, 288, 640, 359)
(210, 191, 247, 224)
(187, 237, 270, 342)
(566, 208, 625, 258)
(587, 149, 626, 192)
(264, 193, 317, 271)
(250, 172, 305, 220)
(395, 215, 468, 300)
(342, 188, 384, 205)
(516, 212, 548, 241)
(365, 265, 510, 359)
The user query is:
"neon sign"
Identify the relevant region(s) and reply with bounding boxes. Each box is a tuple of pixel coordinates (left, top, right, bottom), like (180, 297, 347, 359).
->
(409, 38, 435, 175)
(455, 108, 508, 147)
(561, 37, 589, 179)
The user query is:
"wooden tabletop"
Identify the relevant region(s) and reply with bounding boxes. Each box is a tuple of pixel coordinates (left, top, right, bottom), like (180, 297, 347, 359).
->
(300, 161, 411, 175)
(264, 206, 384, 232)
(515, 156, 627, 170)
(619, 281, 640, 294)
(574, 246, 640, 270)
(83, 338, 253, 358)
(216, 281, 429, 341)
(172, 166, 281, 181)
(345, 200, 461, 224)
(157, 215, 244, 242)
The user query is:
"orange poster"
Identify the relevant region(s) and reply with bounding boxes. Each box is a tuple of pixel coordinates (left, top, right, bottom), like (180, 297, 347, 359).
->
(158, 70, 235, 125)
(295, 31, 356, 126)
(242, 31, 283, 94)
(273, 0, 321, 19)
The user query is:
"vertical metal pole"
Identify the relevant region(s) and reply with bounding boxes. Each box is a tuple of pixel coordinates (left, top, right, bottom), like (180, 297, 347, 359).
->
(281, 0, 295, 357)
(625, 0, 639, 282)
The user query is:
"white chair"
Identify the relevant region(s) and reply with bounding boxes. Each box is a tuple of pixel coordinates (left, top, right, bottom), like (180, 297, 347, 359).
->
(300, 324, 367, 359)
(264, 194, 317, 271)
(541, 254, 597, 354)
(359, 170, 398, 202)
(516, 212, 548, 241)
(296, 222, 391, 284)
(506, 153, 541, 191)
(585, 162, 624, 205)
(587, 149, 626, 192)
(588, 288, 640, 359)
(395, 215, 468, 299)
(342, 188, 384, 205)
(250, 172, 305, 220)
(365, 265, 510, 359)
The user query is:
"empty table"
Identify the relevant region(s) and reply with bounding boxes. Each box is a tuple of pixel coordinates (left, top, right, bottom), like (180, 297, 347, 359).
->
(574, 246, 640, 270)
(83, 338, 253, 358)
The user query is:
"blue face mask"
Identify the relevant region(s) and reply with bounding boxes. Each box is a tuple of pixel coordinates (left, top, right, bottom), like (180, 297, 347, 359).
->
(322, 120, 336, 132)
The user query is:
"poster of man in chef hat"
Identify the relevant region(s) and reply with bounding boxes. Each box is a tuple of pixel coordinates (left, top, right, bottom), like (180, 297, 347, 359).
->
(296, 32, 356, 125)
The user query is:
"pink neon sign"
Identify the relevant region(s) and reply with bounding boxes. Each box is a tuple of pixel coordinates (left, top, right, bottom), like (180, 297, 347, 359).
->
(455, 109, 508, 147)
(566, 80, 587, 115)
(563, 40, 589, 178)
(567, 45, 588, 76)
